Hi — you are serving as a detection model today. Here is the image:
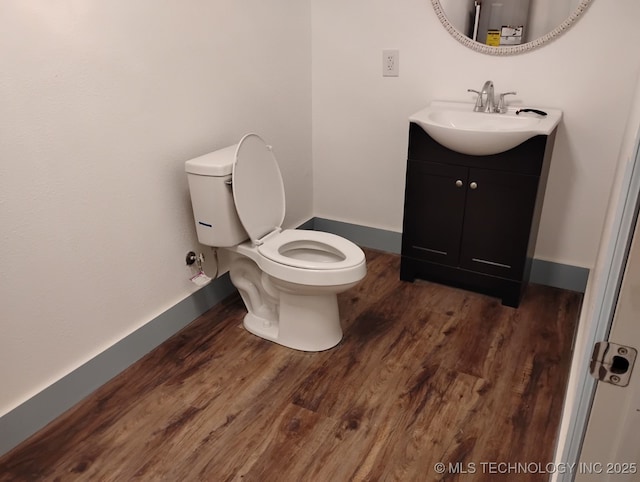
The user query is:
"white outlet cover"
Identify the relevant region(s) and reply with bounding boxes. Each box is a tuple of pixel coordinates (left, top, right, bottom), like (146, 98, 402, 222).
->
(382, 49, 399, 77)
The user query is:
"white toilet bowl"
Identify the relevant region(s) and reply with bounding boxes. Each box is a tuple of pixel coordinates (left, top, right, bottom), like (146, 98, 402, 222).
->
(230, 229, 365, 351)
(185, 133, 367, 351)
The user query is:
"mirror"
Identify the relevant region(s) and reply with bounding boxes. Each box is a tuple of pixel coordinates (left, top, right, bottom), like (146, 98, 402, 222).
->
(432, 0, 593, 55)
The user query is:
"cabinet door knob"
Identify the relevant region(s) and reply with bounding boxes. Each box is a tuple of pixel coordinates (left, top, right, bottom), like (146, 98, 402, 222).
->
(455, 179, 463, 188)
(470, 181, 478, 190)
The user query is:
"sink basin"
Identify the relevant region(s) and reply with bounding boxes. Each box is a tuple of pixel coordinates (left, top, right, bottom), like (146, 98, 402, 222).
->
(409, 101, 562, 156)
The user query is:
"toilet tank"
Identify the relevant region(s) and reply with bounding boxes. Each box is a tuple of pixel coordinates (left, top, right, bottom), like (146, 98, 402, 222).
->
(185, 145, 248, 247)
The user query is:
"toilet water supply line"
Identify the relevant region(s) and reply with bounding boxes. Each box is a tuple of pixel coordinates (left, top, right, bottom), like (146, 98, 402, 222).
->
(186, 249, 218, 286)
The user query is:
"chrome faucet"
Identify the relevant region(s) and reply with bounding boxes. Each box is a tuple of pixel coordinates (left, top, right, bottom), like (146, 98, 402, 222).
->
(467, 81, 494, 112)
(467, 80, 516, 113)
(480, 80, 495, 112)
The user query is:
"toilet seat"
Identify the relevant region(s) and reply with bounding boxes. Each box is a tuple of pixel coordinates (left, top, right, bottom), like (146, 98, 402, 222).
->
(258, 229, 365, 270)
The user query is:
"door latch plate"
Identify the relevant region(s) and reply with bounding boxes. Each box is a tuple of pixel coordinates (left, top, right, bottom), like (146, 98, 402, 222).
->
(590, 342, 637, 387)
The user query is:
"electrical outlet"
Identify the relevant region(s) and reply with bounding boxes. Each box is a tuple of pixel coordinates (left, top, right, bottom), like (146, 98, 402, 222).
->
(382, 49, 399, 77)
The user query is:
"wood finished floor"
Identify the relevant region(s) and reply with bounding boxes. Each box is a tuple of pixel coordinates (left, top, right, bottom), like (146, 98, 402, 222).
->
(0, 249, 582, 482)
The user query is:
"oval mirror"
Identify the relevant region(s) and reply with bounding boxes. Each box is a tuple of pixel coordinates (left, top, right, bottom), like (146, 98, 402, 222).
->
(432, 0, 593, 55)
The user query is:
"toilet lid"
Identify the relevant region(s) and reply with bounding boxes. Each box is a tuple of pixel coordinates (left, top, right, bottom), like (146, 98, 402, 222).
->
(232, 133, 286, 244)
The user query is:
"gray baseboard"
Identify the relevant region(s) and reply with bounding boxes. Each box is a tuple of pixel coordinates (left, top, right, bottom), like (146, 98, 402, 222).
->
(312, 218, 403, 253)
(0, 274, 235, 457)
(529, 258, 589, 293)
(0, 217, 588, 457)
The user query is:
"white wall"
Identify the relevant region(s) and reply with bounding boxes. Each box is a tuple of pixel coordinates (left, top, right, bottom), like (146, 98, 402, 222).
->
(312, 0, 640, 268)
(0, 0, 312, 417)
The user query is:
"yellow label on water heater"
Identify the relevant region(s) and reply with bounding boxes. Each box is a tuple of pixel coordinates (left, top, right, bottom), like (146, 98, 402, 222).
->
(486, 30, 501, 46)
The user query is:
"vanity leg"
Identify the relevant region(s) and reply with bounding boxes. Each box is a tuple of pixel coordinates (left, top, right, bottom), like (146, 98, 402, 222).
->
(501, 286, 522, 308)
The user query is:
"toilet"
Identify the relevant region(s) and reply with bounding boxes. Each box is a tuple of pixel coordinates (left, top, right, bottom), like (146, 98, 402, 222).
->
(185, 133, 367, 351)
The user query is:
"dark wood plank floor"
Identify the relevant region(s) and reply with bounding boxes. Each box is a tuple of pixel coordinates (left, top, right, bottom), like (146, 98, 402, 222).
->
(0, 249, 581, 482)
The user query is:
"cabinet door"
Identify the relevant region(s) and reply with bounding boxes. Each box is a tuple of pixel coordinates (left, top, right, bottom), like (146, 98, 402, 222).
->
(402, 161, 468, 266)
(459, 168, 539, 279)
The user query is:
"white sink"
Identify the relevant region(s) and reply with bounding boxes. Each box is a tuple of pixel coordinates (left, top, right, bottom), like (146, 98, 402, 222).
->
(409, 101, 562, 156)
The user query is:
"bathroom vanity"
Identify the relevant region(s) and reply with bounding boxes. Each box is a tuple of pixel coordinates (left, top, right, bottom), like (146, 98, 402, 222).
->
(400, 121, 558, 307)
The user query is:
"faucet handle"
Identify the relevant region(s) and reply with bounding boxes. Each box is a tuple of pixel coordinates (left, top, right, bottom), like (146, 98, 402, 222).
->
(467, 89, 484, 112)
(497, 91, 517, 113)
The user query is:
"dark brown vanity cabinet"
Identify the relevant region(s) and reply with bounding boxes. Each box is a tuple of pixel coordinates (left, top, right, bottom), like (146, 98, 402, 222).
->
(400, 122, 557, 307)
